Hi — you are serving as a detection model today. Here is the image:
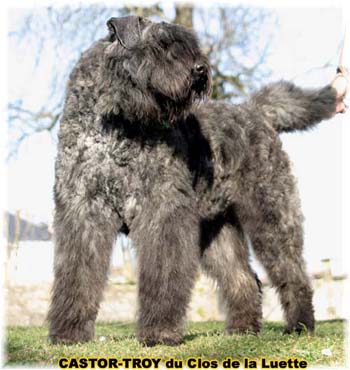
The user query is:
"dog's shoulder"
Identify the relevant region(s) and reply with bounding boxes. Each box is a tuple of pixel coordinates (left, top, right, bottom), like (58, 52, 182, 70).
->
(190, 100, 250, 141)
(187, 100, 248, 167)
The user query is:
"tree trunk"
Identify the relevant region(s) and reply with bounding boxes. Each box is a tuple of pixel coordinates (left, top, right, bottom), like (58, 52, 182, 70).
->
(174, 5, 193, 28)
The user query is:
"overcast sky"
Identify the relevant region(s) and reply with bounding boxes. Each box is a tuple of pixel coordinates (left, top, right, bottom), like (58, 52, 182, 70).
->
(5, 3, 349, 275)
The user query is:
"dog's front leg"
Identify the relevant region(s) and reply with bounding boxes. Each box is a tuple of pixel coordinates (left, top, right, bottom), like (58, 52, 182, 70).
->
(47, 193, 122, 344)
(130, 197, 201, 346)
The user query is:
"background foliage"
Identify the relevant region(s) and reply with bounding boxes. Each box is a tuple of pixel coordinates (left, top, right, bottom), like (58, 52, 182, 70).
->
(8, 4, 274, 156)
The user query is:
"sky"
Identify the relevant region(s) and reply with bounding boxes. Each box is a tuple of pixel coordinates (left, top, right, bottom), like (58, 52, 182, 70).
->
(5, 3, 349, 275)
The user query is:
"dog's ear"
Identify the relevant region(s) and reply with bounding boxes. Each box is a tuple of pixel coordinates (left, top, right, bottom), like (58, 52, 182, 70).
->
(107, 16, 141, 48)
(107, 17, 121, 42)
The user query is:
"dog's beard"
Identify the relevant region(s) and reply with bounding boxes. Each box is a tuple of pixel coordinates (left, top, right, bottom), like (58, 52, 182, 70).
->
(192, 73, 211, 97)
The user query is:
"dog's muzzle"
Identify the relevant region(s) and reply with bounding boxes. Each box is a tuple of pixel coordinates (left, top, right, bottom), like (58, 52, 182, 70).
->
(192, 63, 210, 95)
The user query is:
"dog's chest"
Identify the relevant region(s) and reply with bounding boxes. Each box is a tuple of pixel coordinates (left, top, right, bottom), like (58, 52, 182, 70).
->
(107, 124, 193, 193)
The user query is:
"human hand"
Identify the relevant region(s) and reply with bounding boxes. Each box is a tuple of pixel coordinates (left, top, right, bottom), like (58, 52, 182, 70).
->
(332, 67, 349, 114)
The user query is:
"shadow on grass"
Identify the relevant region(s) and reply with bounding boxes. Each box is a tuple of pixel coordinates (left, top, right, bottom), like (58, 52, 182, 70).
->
(108, 330, 223, 344)
(317, 319, 345, 324)
(109, 334, 137, 342)
(183, 329, 222, 342)
(98, 319, 346, 344)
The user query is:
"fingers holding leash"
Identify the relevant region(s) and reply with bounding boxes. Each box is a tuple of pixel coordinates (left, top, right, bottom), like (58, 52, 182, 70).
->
(332, 67, 349, 114)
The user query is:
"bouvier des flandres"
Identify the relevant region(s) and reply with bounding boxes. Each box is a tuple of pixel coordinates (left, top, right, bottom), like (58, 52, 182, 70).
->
(48, 16, 343, 346)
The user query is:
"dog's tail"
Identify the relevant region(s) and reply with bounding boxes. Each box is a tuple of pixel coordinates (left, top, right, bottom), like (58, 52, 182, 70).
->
(247, 81, 337, 133)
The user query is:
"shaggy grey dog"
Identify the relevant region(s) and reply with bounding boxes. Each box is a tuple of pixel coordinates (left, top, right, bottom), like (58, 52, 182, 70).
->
(48, 16, 339, 346)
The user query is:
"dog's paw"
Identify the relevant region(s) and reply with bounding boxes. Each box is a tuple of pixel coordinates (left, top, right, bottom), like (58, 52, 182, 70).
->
(48, 324, 95, 345)
(283, 321, 314, 335)
(48, 335, 82, 345)
(138, 327, 183, 346)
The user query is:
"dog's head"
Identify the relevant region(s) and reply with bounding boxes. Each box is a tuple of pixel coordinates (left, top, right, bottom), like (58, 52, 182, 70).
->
(96, 16, 211, 123)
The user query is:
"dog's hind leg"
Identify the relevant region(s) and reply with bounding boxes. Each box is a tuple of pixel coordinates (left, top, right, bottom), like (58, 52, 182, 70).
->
(201, 220, 262, 334)
(250, 217, 314, 333)
(237, 174, 315, 334)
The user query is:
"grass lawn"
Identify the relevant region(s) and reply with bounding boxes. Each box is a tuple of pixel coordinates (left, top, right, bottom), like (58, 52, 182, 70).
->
(5, 320, 346, 368)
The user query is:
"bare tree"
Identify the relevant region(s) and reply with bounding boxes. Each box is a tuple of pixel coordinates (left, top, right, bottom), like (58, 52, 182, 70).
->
(197, 7, 272, 99)
(8, 4, 273, 155)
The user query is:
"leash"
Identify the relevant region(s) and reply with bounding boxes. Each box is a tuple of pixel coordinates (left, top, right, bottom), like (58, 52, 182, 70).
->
(333, 25, 349, 113)
(337, 26, 348, 75)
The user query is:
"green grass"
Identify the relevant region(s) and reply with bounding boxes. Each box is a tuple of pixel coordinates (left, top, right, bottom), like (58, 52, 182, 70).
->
(5, 321, 346, 367)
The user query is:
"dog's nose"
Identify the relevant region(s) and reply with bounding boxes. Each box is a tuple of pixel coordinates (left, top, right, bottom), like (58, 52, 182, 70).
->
(194, 64, 206, 74)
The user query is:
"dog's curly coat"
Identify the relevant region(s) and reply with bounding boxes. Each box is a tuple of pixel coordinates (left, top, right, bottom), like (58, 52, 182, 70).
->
(48, 16, 338, 346)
